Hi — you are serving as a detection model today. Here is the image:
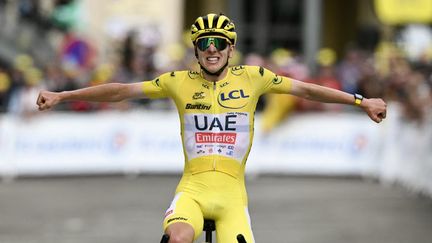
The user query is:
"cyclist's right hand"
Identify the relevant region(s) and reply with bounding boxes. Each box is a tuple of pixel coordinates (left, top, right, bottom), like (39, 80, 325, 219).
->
(37, 90, 61, 111)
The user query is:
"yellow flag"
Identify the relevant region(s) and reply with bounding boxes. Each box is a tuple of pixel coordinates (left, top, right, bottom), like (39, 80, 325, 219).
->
(375, 0, 432, 24)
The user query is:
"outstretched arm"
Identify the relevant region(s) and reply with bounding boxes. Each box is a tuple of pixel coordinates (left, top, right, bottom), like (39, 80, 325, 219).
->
(289, 79, 387, 123)
(37, 82, 145, 111)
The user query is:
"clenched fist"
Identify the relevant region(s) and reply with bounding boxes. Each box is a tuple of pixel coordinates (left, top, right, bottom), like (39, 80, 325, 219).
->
(36, 90, 62, 111)
(361, 98, 387, 123)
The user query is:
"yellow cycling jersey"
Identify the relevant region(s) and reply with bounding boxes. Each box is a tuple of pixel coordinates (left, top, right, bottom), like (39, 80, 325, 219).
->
(142, 65, 292, 179)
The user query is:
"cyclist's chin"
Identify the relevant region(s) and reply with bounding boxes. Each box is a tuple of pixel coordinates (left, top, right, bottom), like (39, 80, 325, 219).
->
(203, 62, 224, 72)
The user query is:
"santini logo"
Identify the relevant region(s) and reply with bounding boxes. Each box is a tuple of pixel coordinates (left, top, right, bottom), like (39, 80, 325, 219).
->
(185, 103, 211, 110)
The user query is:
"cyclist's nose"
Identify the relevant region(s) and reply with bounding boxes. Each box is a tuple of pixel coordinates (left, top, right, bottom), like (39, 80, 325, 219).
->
(207, 43, 217, 52)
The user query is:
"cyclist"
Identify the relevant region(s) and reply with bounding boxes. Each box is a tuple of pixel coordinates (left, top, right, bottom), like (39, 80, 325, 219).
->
(37, 13, 387, 243)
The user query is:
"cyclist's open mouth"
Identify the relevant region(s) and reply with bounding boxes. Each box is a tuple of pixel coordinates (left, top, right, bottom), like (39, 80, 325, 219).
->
(206, 57, 220, 64)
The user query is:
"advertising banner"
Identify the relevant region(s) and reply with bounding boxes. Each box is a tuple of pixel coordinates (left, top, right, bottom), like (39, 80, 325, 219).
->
(0, 111, 384, 176)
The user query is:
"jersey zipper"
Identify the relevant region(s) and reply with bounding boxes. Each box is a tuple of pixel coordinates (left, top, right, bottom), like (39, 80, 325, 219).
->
(212, 81, 217, 170)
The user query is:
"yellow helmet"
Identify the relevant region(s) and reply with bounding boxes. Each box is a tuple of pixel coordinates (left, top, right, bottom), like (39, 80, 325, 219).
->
(191, 13, 237, 45)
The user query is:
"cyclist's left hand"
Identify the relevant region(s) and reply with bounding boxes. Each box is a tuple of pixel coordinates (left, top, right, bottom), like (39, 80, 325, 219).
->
(361, 98, 387, 123)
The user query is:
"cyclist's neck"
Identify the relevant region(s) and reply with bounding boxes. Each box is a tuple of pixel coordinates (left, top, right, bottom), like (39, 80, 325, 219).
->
(201, 66, 229, 82)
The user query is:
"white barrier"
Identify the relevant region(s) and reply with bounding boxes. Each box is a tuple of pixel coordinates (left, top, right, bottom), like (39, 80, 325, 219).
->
(0, 110, 384, 176)
(379, 104, 432, 196)
(0, 111, 184, 175)
(2, 106, 431, 196)
(251, 112, 384, 175)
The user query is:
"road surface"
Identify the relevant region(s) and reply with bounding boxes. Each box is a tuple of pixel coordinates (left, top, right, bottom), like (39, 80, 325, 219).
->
(0, 175, 431, 243)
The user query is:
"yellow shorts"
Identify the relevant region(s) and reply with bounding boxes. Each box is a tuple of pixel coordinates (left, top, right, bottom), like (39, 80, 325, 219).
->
(163, 171, 255, 242)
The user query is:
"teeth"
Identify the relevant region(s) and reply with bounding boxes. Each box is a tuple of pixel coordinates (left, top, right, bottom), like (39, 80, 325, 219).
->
(207, 57, 219, 62)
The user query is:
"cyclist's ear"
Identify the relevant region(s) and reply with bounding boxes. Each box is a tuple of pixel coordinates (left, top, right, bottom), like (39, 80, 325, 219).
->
(228, 45, 235, 58)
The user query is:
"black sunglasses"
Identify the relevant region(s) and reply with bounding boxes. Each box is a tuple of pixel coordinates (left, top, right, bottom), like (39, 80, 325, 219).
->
(196, 37, 229, 51)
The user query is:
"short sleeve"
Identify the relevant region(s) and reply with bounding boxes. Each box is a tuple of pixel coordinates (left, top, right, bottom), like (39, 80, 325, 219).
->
(142, 73, 170, 99)
(248, 66, 293, 95)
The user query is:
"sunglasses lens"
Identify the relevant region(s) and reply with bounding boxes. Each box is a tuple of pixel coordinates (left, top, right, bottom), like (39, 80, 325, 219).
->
(196, 38, 208, 51)
(197, 37, 228, 51)
(214, 38, 228, 50)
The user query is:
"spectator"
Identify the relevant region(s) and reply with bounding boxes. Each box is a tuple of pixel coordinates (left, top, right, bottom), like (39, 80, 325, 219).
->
(8, 67, 44, 118)
(0, 66, 11, 113)
(337, 47, 363, 94)
(258, 49, 300, 134)
(298, 48, 342, 112)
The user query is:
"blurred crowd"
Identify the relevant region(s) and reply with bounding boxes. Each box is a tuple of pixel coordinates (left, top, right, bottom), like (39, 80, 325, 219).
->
(258, 43, 432, 132)
(0, 1, 431, 128)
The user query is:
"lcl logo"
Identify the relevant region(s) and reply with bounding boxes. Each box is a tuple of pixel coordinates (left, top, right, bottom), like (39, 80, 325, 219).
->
(220, 90, 249, 101)
(218, 89, 250, 109)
